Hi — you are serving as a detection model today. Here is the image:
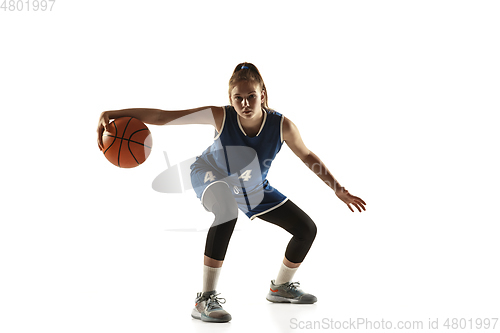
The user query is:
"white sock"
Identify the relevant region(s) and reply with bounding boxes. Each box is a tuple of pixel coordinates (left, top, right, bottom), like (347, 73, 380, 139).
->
(275, 262, 298, 285)
(202, 265, 222, 293)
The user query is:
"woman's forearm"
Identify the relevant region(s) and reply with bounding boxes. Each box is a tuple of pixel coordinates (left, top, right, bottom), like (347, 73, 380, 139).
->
(302, 151, 343, 193)
(105, 106, 218, 126)
(105, 108, 163, 125)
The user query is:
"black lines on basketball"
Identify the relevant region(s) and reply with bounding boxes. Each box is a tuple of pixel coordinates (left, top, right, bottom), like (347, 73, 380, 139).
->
(128, 128, 151, 166)
(101, 117, 153, 168)
(103, 121, 118, 155)
(117, 117, 133, 167)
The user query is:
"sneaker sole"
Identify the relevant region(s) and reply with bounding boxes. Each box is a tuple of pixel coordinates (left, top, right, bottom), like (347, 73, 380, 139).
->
(191, 308, 202, 320)
(266, 294, 317, 304)
(191, 309, 231, 323)
(201, 313, 232, 323)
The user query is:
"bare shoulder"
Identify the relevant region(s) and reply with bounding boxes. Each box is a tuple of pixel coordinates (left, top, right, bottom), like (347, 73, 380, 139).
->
(281, 116, 299, 142)
(212, 106, 225, 133)
(281, 116, 311, 160)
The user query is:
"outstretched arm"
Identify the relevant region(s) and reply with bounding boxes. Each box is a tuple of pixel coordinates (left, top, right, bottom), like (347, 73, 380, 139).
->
(96, 106, 224, 151)
(282, 117, 366, 212)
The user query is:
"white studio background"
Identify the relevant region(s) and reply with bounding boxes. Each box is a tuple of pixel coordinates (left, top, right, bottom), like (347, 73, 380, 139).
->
(1, 1, 499, 333)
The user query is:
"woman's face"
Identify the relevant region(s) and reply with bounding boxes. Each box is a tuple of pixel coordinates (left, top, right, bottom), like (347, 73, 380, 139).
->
(230, 80, 265, 120)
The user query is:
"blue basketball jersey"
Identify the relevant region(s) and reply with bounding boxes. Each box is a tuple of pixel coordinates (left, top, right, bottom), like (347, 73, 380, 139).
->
(190, 106, 288, 219)
(197, 105, 284, 191)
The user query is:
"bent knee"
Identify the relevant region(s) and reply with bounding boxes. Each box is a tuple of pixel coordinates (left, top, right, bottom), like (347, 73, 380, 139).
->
(203, 182, 238, 220)
(309, 221, 317, 241)
(298, 219, 317, 242)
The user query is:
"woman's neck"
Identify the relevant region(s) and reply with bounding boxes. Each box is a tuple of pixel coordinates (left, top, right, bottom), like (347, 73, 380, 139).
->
(239, 109, 264, 136)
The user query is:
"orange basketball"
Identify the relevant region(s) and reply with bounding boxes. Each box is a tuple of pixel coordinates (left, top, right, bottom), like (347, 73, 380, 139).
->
(102, 117, 152, 168)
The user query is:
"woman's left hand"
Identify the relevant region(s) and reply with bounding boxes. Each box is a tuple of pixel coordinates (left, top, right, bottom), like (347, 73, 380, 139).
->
(335, 188, 366, 212)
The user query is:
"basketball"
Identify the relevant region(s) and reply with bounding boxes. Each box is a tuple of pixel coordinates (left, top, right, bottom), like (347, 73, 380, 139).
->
(102, 117, 152, 168)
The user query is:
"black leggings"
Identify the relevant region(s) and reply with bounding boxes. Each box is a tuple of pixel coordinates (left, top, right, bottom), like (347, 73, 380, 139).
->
(202, 182, 317, 263)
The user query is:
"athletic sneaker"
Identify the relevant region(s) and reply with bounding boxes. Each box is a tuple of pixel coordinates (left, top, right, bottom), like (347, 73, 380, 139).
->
(266, 280, 317, 304)
(191, 290, 232, 323)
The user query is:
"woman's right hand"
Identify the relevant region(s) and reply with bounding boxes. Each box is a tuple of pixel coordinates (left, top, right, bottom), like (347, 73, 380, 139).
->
(97, 111, 110, 151)
(335, 188, 366, 213)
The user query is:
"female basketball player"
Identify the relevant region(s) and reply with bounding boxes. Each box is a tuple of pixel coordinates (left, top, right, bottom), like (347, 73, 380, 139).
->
(97, 63, 366, 323)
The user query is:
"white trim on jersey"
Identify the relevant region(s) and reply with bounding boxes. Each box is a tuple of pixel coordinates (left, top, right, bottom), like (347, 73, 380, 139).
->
(213, 106, 227, 141)
(200, 180, 230, 212)
(256, 110, 267, 136)
(249, 198, 289, 220)
(236, 108, 267, 137)
(280, 115, 284, 144)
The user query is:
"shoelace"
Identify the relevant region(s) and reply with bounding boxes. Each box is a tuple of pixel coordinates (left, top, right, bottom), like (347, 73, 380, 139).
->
(206, 293, 226, 311)
(285, 281, 301, 291)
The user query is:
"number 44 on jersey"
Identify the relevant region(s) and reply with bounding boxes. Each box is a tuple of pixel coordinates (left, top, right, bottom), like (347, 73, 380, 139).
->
(204, 169, 252, 183)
